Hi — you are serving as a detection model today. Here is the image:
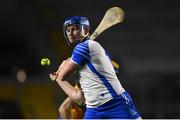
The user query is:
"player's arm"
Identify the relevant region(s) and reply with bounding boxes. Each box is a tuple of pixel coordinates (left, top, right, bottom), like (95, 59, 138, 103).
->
(55, 59, 85, 105)
(59, 85, 85, 119)
(59, 97, 73, 119)
(59, 96, 84, 119)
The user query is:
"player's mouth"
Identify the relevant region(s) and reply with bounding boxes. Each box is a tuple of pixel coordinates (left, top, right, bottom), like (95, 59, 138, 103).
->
(68, 37, 76, 43)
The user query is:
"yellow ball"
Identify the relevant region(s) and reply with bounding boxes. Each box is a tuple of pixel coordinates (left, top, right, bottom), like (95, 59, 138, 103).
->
(41, 58, 50, 66)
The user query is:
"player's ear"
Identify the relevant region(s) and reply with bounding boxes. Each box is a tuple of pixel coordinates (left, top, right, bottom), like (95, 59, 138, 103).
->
(81, 25, 89, 37)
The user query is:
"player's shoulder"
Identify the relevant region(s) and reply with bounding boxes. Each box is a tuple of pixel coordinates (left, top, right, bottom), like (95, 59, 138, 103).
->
(89, 39, 103, 49)
(73, 40, 90, 52)
(76, 39, 89, 46)
(75, 39, 97, 48)
(74, 39, 102, 51)
(87, 39, 98, 44)
(86, 39, 102, 48)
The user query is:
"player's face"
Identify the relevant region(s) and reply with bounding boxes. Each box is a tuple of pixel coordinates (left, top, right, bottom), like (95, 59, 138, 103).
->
(66, 25, 82, 44)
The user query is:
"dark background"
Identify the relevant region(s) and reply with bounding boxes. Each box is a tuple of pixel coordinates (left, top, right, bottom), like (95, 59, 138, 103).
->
(0, 0, 180, 118)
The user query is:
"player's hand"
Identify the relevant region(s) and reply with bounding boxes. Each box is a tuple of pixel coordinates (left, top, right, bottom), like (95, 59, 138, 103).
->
(49, 72, 58, 81)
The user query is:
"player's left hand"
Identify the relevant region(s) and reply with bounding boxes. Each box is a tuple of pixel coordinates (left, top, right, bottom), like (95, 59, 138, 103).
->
(49, 72, 58, 81)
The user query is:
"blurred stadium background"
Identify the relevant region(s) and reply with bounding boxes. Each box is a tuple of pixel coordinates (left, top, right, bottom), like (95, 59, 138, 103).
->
(0, 0, 180, 118)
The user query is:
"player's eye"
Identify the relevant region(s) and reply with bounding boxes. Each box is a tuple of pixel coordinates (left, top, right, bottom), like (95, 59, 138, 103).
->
(66, 28, 71, 33)
(66, 25, 80, 33)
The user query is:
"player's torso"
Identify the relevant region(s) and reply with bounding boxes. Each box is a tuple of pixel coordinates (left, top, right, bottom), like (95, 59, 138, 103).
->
(78, 40, 125, 108)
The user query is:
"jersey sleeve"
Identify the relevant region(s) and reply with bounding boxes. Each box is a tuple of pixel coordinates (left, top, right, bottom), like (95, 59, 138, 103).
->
(71, 41, 90, 66)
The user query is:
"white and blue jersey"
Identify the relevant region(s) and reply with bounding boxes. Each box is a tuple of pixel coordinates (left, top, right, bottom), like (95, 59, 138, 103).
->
(71, 39, 141, 119)
(71, 39, 125, 108)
